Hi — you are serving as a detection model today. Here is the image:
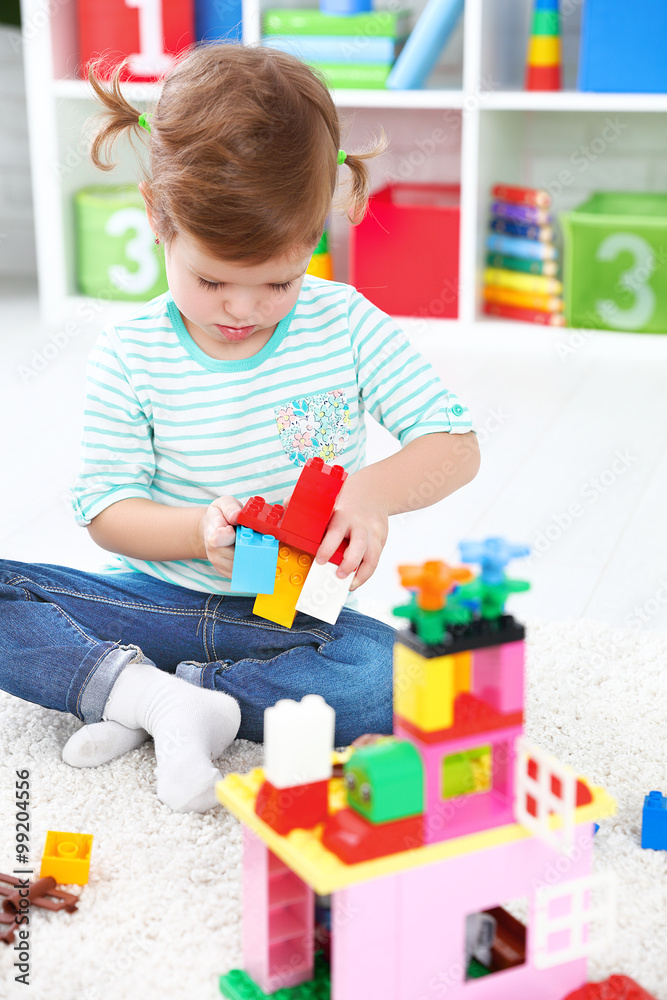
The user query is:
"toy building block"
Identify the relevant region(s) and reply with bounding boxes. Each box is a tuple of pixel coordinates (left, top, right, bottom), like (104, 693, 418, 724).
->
(322, 805, 423, 864)
(230, 528, 279, 595)
(40, 831, 94, 885)
(563, 975, 657, 1000)
(240, 828, 315, 995)
(264, 695, 335, 789)
(1, 872, 79, 945)
(398, 559, 473, 611)
(344, 739, 423, 824)
(459, 536, 530, 586)
(237, 497, 285, 536)
(641, 790, 667, 849)
(295, 557, 354, 624)
(393, 641, 458, 732)
(238, 459, 347, 560)
(525, 0, 562, 91)
(281, 458, 346, 546)
(255, 778, 329, 835)
(253, 544, 313, 628)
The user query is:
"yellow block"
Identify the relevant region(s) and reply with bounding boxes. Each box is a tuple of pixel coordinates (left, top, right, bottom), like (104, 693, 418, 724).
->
(307, 252, 333, 281)
(393, 643, 456, 732)
(216, 769, 616, 896)
(528, 34, 561, 67)
(453, 650, 471, 696)
(40, 830, 94, 885)
(253, 544, 312, 628)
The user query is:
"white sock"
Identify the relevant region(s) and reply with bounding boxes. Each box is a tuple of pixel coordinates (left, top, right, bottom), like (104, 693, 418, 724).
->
(62, 721, 150, 768)
(102, 663, 241, 813)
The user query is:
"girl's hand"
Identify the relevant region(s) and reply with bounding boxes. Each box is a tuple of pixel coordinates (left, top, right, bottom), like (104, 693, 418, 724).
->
(313, 472, 390, 591)
(199, 495, 243, 579)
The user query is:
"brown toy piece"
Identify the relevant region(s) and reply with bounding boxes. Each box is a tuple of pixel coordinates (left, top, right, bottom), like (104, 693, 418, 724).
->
(0, 873, 79, 945)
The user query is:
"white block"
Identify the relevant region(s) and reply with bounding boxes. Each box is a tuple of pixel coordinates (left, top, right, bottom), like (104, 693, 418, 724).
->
(295, 560, 354, 624)
(264, 695, 335, 789)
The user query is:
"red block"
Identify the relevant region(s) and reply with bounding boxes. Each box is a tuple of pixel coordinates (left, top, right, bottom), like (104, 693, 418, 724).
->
(255, 778, 329, 835)
(238, 460, 348, 557)
(526, 64, 562, 91)
(350, 184, 460, 318)
(78, 0, 194, 82)
(237, 497, 285, 536)
(281, 458, 347, 548)
(563, 975, 656, 1000)
(322, 808, 423, 864)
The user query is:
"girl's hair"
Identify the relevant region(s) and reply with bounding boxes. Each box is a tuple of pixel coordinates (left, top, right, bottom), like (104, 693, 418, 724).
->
(88, 45, 386, 263)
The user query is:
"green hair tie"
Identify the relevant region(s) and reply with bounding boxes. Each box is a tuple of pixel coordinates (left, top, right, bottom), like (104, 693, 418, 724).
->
(138, 113, 152, 133)
(337, 149, 347, 165)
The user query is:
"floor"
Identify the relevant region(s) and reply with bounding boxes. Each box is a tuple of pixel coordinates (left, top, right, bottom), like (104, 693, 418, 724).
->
(2, 278, 667, 630)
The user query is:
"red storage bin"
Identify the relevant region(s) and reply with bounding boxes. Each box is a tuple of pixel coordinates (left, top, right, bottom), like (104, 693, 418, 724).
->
(350, 183, 460, 318)
(78, 0, 194, 82)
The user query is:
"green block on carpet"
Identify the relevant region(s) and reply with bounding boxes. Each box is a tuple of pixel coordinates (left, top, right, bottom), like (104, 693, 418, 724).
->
(220, 957, 330, 999)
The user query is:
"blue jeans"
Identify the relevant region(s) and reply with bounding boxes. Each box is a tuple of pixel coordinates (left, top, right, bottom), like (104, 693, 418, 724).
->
(0, 560, 395, 744)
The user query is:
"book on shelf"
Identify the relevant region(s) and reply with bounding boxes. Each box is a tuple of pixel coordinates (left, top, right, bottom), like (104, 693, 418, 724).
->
(489, 218, 554, 242)
(483, 284, 563, 313)
(491, 184, 551, 209)
(486, 233, 558, 261)
(310, 62, 394, 88)
(484, 267, 563, 296)
(485, 253, 559, 277)
(490, 201, 551, 225)
(483, 301, 566, 326)
(262, 35, 406, 63)
(262, 8, 412, 37)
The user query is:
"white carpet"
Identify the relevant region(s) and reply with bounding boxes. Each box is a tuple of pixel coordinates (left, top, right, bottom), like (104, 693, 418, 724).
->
(1, 619, 666, 1000)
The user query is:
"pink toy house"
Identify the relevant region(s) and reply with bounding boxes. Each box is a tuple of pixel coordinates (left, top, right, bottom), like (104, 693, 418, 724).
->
(217, 545, 616, 1000)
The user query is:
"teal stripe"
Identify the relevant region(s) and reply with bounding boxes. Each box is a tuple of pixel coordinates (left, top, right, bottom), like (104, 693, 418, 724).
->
(87, 378, 143, 410)
(103, 348, 352, 397)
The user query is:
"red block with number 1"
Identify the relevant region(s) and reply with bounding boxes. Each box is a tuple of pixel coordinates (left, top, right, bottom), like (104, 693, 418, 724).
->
(79, 0, 194, 82)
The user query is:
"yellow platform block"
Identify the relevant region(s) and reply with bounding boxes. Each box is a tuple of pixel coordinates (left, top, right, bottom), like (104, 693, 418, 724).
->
(253, 543, 313, 628)
(528, 34, 561, 67)
(216, 768, 615, 896)
(40, 830, 93, 885)
(306, 252, 333, 281)
(393, 643, 461, 732)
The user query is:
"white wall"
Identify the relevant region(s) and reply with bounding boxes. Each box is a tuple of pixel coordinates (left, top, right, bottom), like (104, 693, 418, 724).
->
(0, 25, 36, 276)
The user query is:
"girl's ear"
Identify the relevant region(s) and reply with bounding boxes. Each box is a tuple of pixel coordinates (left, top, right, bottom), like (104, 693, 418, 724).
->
(139, 181, 158, 234)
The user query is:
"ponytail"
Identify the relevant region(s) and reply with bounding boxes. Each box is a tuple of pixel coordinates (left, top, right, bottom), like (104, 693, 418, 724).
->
(337, 131, 388, 224)
(87, 61, 153, 171)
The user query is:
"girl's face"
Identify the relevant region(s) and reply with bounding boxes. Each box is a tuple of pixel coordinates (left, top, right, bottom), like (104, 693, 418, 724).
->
(164, 233, 312, 361)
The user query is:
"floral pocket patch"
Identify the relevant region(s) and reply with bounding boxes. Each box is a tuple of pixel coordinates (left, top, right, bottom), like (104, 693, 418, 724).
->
(275, 390, 351, 467)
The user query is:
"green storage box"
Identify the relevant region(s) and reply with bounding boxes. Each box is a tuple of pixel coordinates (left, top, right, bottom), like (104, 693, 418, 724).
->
(74, 185, 168, 301)
(562, 192, 667, 333)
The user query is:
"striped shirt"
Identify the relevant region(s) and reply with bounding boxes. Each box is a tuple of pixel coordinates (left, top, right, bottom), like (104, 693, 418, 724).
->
(71, 275, 472, 594)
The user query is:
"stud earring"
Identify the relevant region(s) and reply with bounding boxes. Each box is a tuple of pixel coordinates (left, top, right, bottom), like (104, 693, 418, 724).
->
(154, 235, 160, 245)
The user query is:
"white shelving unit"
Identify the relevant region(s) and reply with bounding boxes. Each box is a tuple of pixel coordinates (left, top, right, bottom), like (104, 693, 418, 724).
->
(19, 0, 667, 336)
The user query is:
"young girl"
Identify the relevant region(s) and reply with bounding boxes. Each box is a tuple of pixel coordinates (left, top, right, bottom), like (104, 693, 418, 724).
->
(0, 45, 479, 813)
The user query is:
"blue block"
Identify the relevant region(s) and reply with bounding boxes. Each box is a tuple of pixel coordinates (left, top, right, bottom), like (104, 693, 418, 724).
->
(195, 0, 243, 44)
(578, 0, 667, 94)
(230, 528, 279, 595)
(535, 0, 559, 10)
(641, 790, 667, 850)
(320, 0, 372, 13)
